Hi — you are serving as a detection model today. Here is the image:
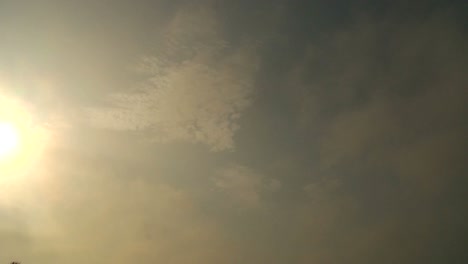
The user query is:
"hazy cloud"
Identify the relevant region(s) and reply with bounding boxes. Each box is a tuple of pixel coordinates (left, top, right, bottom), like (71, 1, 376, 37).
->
(1, 1, 466, 264)
(286, 11, 467, 263)
(19, 144, 239, 264)
(214, 164, 281, 208)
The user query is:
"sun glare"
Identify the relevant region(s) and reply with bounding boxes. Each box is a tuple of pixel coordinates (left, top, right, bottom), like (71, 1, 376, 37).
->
(0, 94, 50, 189)
(0, 122, 20, 158)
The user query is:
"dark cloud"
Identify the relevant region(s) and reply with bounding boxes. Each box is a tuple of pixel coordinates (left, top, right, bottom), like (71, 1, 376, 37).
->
(286, 8, 468, 264)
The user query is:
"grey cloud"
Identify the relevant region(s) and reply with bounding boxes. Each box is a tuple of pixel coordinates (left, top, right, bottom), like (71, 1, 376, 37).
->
(286, 12, 467, 264)
(290, 13, 467, 191)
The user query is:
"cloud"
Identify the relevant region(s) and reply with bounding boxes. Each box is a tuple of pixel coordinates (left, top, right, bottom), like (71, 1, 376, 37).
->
(290, 13, 467, 193)
(213, 164, 281, 208)
(0, 212, 31, 263)
(86, 3, 259, 151)
(24, 145, 241, 264)
(285, 11, 467, 264)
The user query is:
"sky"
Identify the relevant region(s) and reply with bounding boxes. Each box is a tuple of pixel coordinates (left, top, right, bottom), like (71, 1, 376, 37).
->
(0, 0, 467, 263)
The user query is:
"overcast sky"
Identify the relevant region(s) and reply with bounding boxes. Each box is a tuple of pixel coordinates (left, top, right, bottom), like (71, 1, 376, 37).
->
(0, 1, 467, 263)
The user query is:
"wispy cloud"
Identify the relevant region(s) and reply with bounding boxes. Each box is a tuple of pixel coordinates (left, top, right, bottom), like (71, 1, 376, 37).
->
(86, 4, 259, 151)
(213, 164, 281, 208)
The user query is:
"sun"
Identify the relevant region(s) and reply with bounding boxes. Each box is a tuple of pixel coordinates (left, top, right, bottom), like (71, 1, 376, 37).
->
(0, 122, 21, 159)
(0, 94, 50, 180)
(0, 93, 53, 211)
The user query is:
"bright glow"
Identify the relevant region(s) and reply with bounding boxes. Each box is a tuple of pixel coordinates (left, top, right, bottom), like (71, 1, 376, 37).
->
(0, 94, 50, 197)
(0, 122, 20, 158)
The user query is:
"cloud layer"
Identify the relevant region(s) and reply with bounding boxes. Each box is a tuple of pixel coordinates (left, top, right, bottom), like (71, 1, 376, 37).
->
(286, 11, 468, 264)
(0, 1, 466, 264)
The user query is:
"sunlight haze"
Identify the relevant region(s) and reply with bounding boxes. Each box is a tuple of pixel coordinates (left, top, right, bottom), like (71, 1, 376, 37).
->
(0, 1, 467, 263)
